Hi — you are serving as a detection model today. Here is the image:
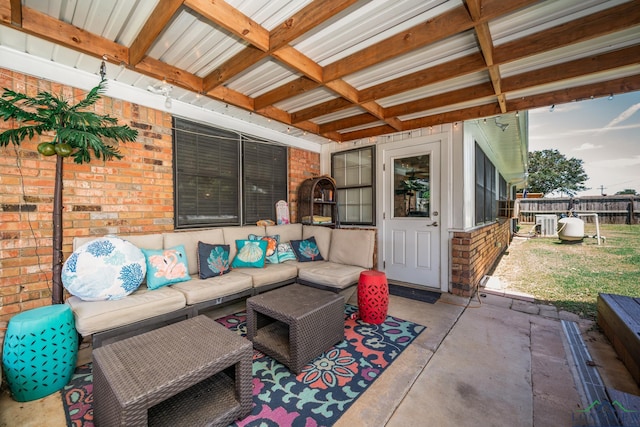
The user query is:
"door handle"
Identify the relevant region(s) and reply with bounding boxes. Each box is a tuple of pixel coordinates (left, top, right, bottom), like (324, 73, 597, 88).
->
(427, 221, 438, 227)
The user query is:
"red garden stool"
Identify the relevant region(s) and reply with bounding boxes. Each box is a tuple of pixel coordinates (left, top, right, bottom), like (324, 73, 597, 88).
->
(357, 270, 389, 324)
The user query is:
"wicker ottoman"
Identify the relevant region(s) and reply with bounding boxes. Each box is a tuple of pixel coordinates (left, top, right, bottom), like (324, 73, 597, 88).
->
(246, 284, 345, 374)
(92, 315, 252, 427)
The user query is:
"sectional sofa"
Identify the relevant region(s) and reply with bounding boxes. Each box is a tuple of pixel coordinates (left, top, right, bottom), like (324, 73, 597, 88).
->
(65, 223, 376, 347)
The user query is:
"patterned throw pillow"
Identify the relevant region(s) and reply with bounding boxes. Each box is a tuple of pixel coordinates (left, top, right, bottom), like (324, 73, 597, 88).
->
(197, 242, 231, 279)
(231, 239, 268, 268)
(277, 242, 297, 262)
(62, 236, 146, 301)
(290, 236, 324, 262)
(141, 245, 191, 290)
(248, 234, 280, 264)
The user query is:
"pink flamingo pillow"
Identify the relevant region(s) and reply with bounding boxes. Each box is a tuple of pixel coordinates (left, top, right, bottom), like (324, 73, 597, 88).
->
(142, 245, 191, 289)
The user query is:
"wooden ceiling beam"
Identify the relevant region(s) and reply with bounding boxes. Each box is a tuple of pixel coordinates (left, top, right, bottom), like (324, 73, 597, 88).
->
(9, 0, 21, 26)
(0, 4, 128, 63)
(494, 1, 640, 65)
(384, 82, 495, 117)
(203, 47, 268, 92)
(502, 45, 640, 92)
(272, 46, 323, 83)
(129, 0, 184, 66)
(323, 6, 474, 82)
(270, 0, 359, 50)
(338, 124, 398, 142)
(136, 56, 203, 93)
(290, 98, 353, 123)
(254, 76, 320, 111)
(401, 103, 502, 129)
(319, 113, 379, 133)
(359, 52, 487, 102)
(507, 74, 640, 112)
(184, 0, 269, 51)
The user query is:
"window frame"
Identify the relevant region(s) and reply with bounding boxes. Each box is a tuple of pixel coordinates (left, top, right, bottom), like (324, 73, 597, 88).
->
(475, 142, 497, 225)
(331, 146, 376, 226)
(173, 117, 288, 229)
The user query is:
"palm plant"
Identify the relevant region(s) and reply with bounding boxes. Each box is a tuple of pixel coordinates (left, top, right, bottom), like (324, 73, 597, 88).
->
(0, 78, 138, 304)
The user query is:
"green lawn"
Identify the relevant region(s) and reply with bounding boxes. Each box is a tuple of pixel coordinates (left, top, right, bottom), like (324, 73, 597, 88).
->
(492, 224, 640, 320)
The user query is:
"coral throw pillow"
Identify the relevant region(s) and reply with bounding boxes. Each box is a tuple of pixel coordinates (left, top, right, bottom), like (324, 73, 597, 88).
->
(62, 236, 146, 301)
(198, 242, 231, 279)
(142, 245, 191, 289)
(290, 236, 324, 262)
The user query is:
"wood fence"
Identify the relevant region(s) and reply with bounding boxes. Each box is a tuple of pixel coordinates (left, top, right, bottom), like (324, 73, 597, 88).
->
(516, 195, 640, 224)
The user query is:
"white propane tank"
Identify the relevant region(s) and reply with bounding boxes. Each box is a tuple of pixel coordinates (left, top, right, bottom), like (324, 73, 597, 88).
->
(557, 217, 584, 241)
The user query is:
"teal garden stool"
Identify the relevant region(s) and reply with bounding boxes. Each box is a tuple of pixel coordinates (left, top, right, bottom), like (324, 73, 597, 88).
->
(2, 304, 78, 402)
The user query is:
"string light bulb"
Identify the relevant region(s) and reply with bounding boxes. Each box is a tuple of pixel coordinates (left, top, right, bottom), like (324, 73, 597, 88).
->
(549, 104, 555, 112)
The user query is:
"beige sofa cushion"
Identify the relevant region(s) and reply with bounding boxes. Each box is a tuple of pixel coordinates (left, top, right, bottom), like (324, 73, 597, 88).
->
(170, 272, 252, 305)
(164, 229, 225, 275)
(73, 234, 163, 251)
(266, 223, 302, 243)
(302, 225, 332, 259)
(234, 263, 298, 288)
(298, 262, 365, 290)
(66, 285, 186, 336)
(222, 226, 266, 259)
(329, 228, 376, 269)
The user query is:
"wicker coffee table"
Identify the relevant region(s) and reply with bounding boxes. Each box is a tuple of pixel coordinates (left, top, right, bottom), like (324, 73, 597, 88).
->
(92, 315, 252, 427)
(246, 284, 345, 374)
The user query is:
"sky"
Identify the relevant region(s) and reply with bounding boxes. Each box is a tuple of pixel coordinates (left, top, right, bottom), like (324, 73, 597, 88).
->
(528, 90, 640, 197)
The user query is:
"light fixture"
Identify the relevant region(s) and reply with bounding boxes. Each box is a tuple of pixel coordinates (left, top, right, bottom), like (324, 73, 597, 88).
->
(549, 104, 555, 112)
(515, 111, 519, 117)
(146, 78, 173, 109)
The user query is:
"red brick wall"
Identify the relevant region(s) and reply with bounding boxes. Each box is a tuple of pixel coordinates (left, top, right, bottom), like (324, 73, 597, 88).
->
(288, 147, 320, 223)
(0, 70, 321, 327)
(451, 220, 510, 296)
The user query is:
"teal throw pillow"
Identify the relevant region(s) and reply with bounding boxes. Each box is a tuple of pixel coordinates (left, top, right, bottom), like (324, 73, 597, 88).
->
(197, 242, 231, 279)
(248, 234, 280, 264)
(277, 242, 297, 262)
(290, 236, 324, 262)
(231, 239, 268, 268)
(142, 245, 191, 289)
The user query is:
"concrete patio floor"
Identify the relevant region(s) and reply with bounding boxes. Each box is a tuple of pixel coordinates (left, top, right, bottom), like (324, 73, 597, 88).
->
(1, 289, 638, 426)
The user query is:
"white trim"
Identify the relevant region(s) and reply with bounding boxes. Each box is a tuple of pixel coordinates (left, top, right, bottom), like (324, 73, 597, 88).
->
(0, 46, 321, 153)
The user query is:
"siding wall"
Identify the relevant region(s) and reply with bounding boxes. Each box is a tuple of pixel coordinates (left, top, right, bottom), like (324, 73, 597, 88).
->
(0, 69, 319, 327)
(451, 220, 510, 296)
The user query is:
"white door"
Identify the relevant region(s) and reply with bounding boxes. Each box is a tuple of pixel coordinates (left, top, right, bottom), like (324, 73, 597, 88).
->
(383, 141, 440, 288)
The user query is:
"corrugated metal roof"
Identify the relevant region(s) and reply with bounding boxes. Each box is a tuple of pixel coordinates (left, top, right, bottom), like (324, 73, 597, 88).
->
(1, 0, 638, 150)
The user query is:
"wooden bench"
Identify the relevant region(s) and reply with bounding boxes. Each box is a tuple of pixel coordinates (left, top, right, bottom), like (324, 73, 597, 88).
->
(597, 293, 640, 386)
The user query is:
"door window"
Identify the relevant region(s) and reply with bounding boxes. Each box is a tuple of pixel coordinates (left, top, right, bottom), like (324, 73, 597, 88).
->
(393, 155, 430, 218)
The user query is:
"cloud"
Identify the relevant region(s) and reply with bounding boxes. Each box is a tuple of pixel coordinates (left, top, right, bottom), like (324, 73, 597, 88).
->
(591, 155, 640, 168)
(574, 142, 602, 151)
(601, 102, 640, 130)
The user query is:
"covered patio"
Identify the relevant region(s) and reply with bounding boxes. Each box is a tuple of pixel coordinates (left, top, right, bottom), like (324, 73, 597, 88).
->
(2, 289, 638, 426)
(1, 1, 639, 425)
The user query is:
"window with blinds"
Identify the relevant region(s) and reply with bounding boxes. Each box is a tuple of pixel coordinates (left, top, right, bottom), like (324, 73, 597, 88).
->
(243, 137, 287, 224)
(174, 118, 287, 228)
(475, 142, 497, 224)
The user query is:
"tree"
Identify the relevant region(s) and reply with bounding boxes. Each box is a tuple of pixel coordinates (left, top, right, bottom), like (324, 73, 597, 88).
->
(615, 189, 638, 195)
(526, 149, 588, 196)
(0, 79, 138, 304)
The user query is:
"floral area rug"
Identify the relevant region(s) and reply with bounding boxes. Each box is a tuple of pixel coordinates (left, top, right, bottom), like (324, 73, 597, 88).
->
(61, 304, 425, 426)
